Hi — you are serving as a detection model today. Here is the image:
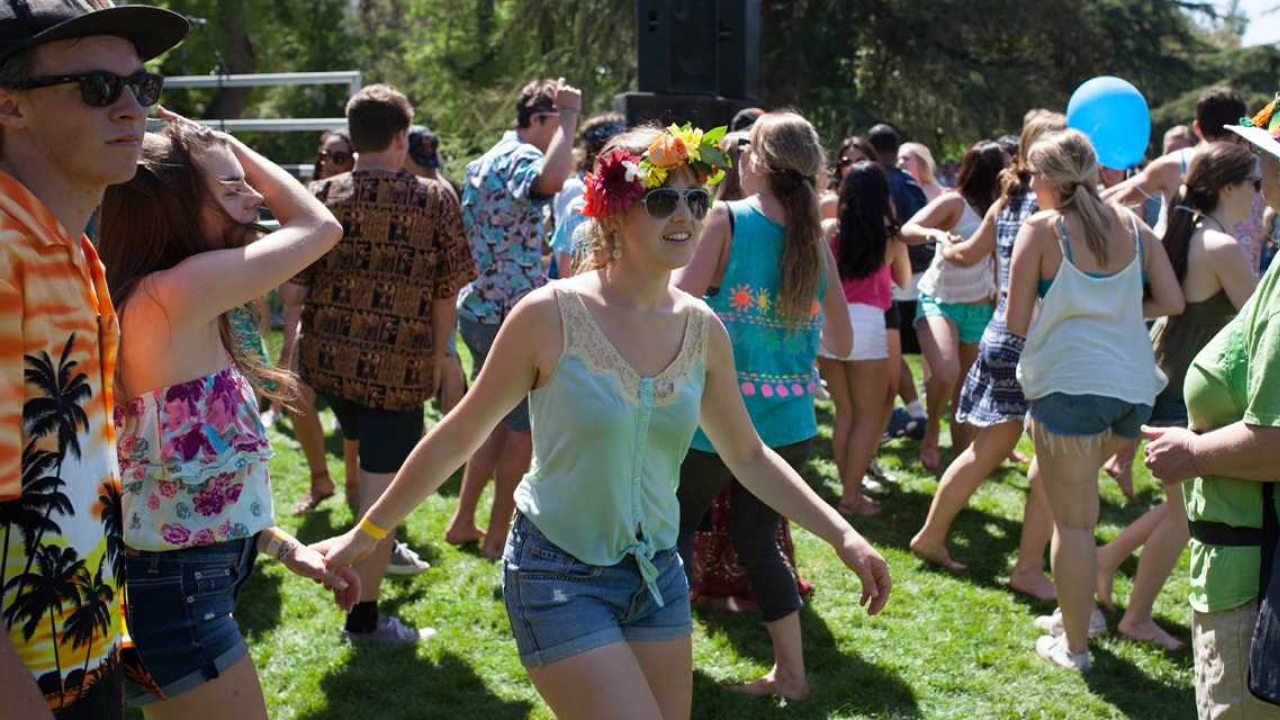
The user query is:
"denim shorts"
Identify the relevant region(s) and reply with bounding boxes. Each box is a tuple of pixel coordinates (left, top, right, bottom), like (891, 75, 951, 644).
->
(1029, 392, 1152, 439)
(124, 537, 257, 706)
(915, 293, 994, 345)
(459, 316, 530, 433)
(502, 513, 692, 668)
(1148, 391, 1189, 428)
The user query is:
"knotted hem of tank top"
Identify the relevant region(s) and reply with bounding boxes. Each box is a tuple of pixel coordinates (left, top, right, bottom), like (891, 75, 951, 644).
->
(627, 535, 665, 607)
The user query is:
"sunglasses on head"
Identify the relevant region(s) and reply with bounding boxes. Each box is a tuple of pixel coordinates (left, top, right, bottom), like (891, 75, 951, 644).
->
(641, 187, 711, 220)
(14, 70, 164, 108)
(319, 150, 353, 166)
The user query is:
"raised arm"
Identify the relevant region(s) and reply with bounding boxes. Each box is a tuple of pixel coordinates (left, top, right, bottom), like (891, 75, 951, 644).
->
(672, 203, 731, 296)
(941, 196, 1002, 267)
(1101, 155, 1179, 208)
(530, 81, 582, 198)
(698, 318, 890, 615)
(899, 192, 962, 246)
(311, 290, 557, 567)
(147, 112, 342, 325)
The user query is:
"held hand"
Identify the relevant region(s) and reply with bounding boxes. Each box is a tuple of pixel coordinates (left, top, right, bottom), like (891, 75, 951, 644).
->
(836, 533, 891, 616)
(281, 542, 362, 612)
(1140, 425, 1200, 485)
(554, 78, 583, 114)
(309, 528, 379, 571)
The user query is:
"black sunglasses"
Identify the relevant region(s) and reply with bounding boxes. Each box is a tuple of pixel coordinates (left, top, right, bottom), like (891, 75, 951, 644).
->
(641, 188, 711, 220)
(319, 150, 353, 166)
(14, 70, 164, 108)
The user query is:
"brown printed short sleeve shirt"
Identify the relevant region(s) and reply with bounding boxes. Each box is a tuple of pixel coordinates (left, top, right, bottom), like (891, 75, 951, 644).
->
(299, 170, 476, 410)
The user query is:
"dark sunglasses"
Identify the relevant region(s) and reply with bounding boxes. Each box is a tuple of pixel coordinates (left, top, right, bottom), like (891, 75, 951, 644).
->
(14, 70, 164, 108)
(319, 150, 353, 166)
(641, 187, 711, 220)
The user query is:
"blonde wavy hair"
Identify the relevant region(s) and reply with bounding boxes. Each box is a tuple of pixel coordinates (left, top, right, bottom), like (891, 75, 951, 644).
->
(1027, 128, 1119, 265)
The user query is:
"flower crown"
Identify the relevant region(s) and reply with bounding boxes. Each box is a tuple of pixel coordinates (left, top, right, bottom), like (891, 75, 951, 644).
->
(581, 123, 732, 218)
(1240, 92, 1280, 140)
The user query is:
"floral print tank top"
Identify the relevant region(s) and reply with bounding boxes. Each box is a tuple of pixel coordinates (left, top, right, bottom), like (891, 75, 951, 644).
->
(114, 366, 275, 552)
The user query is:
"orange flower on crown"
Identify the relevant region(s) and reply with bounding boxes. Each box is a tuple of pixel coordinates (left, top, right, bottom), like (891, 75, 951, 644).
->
(647, 134, 689, 169)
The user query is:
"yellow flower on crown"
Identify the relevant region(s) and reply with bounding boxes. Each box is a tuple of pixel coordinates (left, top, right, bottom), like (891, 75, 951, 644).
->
(669, 124, 704, 162)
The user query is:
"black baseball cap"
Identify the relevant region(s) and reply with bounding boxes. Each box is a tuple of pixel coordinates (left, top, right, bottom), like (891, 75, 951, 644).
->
(0, 1, 189, 64)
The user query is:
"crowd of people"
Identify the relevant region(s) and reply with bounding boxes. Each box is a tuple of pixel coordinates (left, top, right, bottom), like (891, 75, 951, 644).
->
(1, 3, 1279, 720)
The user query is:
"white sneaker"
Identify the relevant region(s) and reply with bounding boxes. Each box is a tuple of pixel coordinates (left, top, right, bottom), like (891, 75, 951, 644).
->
(1036, 634, 1090, 671)
(1033, 606, 1107, 638)
(385, 542, 430, 575)
(342, 615, 437, 645)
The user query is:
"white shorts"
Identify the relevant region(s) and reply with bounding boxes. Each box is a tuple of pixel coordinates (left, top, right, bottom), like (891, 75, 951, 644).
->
(820, 303, 889, 362)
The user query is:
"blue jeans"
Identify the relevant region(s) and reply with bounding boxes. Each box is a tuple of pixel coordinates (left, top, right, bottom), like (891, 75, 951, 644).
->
(124, 537, 257, 705)
(502, 513, 692, 667)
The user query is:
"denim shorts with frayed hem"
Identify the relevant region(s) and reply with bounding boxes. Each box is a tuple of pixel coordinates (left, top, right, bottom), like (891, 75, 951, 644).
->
(502, 513, 692, 668)
(124, 537, 257, 706)
(1028, 392, 1152, 439)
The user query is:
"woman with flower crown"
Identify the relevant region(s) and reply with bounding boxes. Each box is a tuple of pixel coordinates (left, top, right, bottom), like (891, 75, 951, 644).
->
(310, 123, 891, 719)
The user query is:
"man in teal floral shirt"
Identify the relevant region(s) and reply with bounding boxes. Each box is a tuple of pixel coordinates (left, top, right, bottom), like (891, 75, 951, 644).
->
(445, 78, 581, 558)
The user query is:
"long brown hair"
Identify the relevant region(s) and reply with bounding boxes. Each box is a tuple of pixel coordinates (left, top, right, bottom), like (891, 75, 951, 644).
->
(1001, 112, 1066, 199)
(1162, 142, 1257, 282)
(748, 111, 825, 321)
(98, 123, 296, 403)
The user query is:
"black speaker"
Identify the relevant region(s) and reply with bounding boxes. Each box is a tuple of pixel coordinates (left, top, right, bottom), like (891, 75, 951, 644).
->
(635, 0, 761, 101)
(612, 91, 749, 130)
(716, 0, 761, 101)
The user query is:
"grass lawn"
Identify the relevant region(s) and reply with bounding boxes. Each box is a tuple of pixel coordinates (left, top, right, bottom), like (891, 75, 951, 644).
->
(132, 343, 1196, 719)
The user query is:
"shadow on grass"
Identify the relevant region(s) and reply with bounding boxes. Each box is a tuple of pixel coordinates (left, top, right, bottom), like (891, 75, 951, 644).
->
(296, 648, 534, 720)
(1084, 645, 1196, 720)
(693, 607, 919, 719)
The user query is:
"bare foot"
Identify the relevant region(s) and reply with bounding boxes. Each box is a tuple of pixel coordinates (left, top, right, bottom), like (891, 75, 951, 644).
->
(837, 496, 882, 517)
(444, 525, 485, 547)
(919, 442, 942, 473)
(726, 668, 810, 702)
(480, 542, 505, 561)
(1009, 569, 1056, 600)
(909, 535, 968, 572)
(1008, 448, 1030, 464)
(1117, 617, 1183, 651)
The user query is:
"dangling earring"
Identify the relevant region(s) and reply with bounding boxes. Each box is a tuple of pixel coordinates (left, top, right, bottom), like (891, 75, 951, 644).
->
(611, 244, 623, 260)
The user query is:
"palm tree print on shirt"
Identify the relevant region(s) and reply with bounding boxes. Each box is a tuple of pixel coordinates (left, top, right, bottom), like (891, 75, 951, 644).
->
(3, 544, 86, 707)
(65, 557, 114, 703)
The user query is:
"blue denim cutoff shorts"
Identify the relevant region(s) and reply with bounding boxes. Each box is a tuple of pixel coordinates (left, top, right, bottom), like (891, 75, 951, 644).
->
(1029, 392, 1152, 439)
(124, 536, 257, 705)
(502, 513, 692, 668)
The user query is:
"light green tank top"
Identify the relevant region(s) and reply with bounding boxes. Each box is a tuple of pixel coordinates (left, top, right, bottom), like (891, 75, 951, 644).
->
(513, 287, 710, 604)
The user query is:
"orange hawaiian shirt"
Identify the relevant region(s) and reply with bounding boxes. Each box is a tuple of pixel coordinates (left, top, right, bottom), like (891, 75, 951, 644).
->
(0, 170, 125, 717)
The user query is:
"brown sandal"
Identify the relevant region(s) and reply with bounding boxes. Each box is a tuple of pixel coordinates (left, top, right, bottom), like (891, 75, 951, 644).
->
(291, 475, 336, 515)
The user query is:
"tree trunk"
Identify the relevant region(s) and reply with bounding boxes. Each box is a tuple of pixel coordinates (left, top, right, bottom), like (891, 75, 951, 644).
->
(203, 0, 258, 120)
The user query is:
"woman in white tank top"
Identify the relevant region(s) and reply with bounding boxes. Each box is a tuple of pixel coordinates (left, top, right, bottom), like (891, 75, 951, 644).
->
(899, 141, 1006, 470)
(1004, 130, 1184, 673)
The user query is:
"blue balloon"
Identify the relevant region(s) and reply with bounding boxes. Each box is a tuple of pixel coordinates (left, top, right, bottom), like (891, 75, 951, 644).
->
(1066, 76, 1151, 170)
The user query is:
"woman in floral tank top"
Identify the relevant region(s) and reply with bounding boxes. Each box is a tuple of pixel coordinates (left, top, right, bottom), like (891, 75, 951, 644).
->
(97, 111, 357, 718)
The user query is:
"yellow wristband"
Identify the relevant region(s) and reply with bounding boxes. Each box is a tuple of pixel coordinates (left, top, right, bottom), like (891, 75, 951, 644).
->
(357, 517, 388, 540)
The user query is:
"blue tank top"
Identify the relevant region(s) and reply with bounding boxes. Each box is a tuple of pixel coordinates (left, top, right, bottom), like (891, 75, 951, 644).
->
(690, 199, 827, 452)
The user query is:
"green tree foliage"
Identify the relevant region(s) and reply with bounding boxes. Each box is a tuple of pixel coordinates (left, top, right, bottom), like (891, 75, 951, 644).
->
(149, 0, 1279, 167)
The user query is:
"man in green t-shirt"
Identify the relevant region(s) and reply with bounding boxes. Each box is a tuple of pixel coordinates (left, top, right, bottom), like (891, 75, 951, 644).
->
(1144, 104, 1280, 720)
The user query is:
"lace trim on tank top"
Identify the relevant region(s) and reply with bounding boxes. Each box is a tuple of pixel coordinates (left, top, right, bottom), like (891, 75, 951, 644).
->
(555, 287, 708, 406)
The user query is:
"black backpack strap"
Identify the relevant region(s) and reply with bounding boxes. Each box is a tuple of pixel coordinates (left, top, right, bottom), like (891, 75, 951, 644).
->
(1263, 483, 1277, 593)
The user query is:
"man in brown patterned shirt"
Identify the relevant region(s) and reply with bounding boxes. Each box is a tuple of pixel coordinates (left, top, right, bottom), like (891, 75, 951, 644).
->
(297, 84, 475, 644)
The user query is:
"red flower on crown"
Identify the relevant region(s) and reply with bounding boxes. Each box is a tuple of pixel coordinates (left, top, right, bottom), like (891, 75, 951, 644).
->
(581, 149, 645, 218)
